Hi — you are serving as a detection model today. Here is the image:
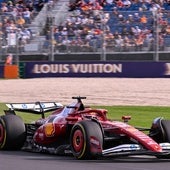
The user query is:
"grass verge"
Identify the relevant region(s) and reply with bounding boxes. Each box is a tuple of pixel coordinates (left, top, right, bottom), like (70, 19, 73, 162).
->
(1, 104, 170, 128)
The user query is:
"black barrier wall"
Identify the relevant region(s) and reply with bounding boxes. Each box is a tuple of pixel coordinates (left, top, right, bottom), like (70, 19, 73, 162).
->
(1, 53, 170, 62)
(17, 53, 170, 62)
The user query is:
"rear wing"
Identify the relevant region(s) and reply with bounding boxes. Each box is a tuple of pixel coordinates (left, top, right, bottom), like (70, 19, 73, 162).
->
(5, 101, 63, 118)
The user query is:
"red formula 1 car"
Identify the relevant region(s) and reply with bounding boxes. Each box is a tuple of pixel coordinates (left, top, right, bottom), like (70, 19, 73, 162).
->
(1, 96, 170, 159)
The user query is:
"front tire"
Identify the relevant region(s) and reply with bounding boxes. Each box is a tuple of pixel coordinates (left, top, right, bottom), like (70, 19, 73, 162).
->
(0, 115, 26, 150)
(150, 119, 170, 159)
(70, 120, 103, 159)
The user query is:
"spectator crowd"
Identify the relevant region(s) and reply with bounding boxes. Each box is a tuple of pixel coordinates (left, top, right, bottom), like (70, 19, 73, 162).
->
(46, 0, 170, 53)
(1, 0, 170, 53)
(0, 0, 55, 52)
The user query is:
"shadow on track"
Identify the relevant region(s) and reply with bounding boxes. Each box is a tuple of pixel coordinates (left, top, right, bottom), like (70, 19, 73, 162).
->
(0, 150, 170, 163)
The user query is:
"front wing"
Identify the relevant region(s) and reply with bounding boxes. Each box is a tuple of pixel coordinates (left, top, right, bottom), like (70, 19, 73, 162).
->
(22, 141, 170, 158)
(102, 143, 170, 157)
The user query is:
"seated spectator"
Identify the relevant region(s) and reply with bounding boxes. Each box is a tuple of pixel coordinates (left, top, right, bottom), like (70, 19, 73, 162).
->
(56, 35, 64, 45)
(1, 2, 8, 12)
(25, 0, 35, 12)
(140, 14, 148, 25)
(10, 7, 18, 20)
(16, 16, 26, 27)
(158, 33, 164, 51)
(18, 27, 32, 45)
(105, 31, 115, 50)
(158, 13, 168, 26)
(123, 0, 131, 9)
(76, 36, 84, 45)
(133, 13, 140, 23)
(112, 6, 119, 16)
(165, 25, 170, 35)
(68, 0, 82, 11)
(5, 19, 18, 33)
(33, 0, 45, 12)
(61, 27, 68, 36)
(117, 13, 126, 24)
(134, 32, 145, 51)
(122, 27, 129, 36)
(115, 0, 124, 9)
(104, 0, 113, 4)
(22, 7, 32, 24)
(144, 29, 154, 51)
(127, 14, 134, 23)
(114, 34, 124, 51)
(61, 35, 71, 46)
(139, 1, 149, 11)
(134, 26, 142, 36)
(7, 0, 14, 12)
(149, 2, 161, 13)
(92, 1, 103, 10)
(123, 35, 134, 51)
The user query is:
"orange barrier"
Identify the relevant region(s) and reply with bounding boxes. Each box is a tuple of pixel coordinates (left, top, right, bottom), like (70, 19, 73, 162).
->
(4, 65, 18, 79)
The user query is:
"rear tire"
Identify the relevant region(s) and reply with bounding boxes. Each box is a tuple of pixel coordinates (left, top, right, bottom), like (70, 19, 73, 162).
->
(70, 120, 103, 160)
(0, 115, 26, 150)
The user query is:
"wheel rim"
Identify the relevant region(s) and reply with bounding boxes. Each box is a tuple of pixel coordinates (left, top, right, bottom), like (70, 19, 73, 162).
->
(0, 123, 4, 144)
(72, 129, 84, 153)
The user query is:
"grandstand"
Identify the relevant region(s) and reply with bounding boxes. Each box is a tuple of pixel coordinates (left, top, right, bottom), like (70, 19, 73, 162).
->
(0, 0, 170, 62)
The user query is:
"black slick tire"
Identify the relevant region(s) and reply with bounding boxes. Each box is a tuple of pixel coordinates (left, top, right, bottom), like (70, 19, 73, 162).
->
(70, 120, 103, 160)
(0, 115, 26, 150)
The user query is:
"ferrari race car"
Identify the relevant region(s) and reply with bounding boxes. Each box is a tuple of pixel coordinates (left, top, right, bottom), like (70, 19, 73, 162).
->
(1, 96, 170, 159)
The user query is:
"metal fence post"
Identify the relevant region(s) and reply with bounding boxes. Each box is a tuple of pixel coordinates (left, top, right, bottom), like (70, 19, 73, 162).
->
(153, 10, 159, 62)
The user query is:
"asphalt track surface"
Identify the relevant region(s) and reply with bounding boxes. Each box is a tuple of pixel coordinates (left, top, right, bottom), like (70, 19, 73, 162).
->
(1, 78, 170, 170)
(0, 151, 170, 170)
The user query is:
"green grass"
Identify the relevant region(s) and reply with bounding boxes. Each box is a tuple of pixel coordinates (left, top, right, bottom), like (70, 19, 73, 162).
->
(94, 106, 170, 128)
(1, 103, 170, 128)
